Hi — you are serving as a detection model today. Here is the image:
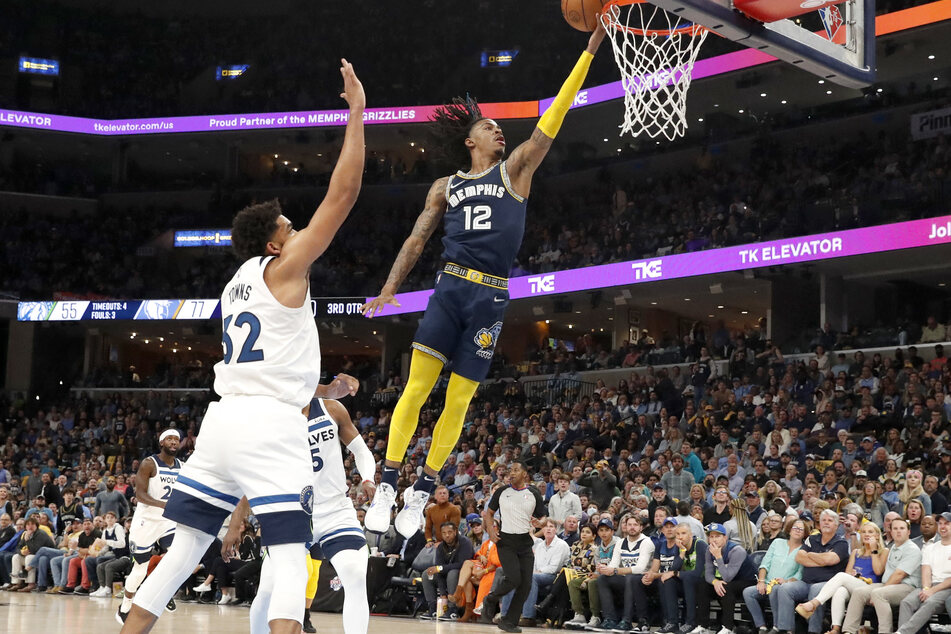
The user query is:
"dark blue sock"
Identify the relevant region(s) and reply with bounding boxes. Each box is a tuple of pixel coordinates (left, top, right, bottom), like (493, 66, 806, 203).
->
(381, 465, 399, 488)
(414, 472, 436, 494)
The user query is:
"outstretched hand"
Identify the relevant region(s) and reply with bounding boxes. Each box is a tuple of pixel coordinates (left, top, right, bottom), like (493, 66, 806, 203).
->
(361, 292, 400, 318)
(587, 21, 607, 54)
(339, 58, 365, 111)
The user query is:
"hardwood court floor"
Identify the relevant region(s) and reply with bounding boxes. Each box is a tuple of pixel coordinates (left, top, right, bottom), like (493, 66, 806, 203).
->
(0, 591, 527, 633)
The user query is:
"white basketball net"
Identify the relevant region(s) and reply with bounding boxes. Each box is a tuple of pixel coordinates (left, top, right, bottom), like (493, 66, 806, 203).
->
(600, 2, 708, 141)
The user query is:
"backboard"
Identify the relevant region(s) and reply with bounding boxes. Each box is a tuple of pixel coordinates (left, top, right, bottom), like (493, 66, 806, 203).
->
(650, 0, 875, 88)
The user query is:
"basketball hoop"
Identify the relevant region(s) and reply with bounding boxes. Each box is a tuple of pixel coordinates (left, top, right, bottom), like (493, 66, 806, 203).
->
(599, 0, 708, 141)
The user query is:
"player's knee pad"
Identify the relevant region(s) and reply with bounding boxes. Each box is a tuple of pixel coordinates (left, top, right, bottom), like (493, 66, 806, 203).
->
(124, 560, 149, 593)
(132, 526, 214, 617)
(265, 543, 307, 624)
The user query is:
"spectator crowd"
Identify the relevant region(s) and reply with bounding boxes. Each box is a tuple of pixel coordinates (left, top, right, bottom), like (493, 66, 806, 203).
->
(5, 328, 951, 632)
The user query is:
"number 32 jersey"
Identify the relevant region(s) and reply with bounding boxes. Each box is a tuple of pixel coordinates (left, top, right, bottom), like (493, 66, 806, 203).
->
(214, 255, 321, 408)
(441, 160, 527, 278)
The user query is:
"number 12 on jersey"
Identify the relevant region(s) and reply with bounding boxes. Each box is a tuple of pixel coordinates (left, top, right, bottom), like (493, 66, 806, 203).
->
(222, 311, 265, 363)
(464, 205, 492, 230)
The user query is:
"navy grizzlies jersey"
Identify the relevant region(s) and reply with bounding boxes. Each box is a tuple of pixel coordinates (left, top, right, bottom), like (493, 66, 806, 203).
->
(442, 160, 527, 278)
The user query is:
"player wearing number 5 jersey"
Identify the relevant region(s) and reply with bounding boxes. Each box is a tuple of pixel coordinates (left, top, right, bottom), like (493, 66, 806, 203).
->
(362, 27, 607, 538)
(120, 59, 366, 634)
(247, 396, 375, 634)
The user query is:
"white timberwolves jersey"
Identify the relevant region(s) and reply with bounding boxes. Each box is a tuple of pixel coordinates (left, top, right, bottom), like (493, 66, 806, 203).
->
(214, 256, 321, 408)
(307, 398, 348, 506)
(140, 455, 182, 522)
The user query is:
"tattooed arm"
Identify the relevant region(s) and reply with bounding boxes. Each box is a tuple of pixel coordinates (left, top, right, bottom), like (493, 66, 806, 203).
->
(361, 176, 449, 317)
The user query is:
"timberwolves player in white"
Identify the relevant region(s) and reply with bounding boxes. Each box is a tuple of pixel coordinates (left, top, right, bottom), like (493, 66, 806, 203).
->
(362, 27, 606, 537)
(121, 60, 366, 634)
(230, 386, 374, 634)
(116, 429, 182, 624)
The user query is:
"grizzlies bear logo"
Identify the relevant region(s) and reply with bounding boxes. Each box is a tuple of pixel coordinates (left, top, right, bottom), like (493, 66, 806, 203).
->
(474, 321, 503, 359)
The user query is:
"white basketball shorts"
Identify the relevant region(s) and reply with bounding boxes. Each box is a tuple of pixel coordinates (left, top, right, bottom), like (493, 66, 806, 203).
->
(128, 509, 176, 563)
(310, 494, 366, 559)
(163, 395, 314, 546)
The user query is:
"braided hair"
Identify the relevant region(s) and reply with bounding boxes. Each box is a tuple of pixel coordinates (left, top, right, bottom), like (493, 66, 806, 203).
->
(429, 96, 485, 168)
(729, 497, 757, 553)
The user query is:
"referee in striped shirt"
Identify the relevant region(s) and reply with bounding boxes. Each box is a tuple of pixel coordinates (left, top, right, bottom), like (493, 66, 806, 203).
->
(479, 462, 547, 633)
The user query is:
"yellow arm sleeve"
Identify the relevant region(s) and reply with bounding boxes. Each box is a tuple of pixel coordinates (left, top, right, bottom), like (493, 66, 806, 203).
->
(537, 50, 595, 138)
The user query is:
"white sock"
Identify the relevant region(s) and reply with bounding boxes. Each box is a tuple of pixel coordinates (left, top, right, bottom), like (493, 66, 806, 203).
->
(121, 595, 133, 612)
(330, 546, 370, 634)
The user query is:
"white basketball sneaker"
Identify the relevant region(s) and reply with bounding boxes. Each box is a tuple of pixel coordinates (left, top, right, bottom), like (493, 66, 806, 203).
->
(364, 482, 397, 533)
(395, 487, 430, 538)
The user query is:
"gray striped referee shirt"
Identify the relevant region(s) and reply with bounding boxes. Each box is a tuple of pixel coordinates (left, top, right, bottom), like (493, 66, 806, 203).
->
(488, 485, 547, 536)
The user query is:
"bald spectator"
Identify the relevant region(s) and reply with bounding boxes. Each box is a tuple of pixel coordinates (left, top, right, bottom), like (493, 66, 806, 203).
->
(883, 512, 902, 547)
(424, 485, 461, 542)
(921, 316, 947, 343)
(773, 509, 849, 634)
(557, 514, 581, 547)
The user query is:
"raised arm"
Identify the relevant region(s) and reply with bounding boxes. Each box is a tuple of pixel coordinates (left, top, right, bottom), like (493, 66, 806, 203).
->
(505, 26, 606, 198)
(361, 176, 450, 317)
(270, 60, 366, 283)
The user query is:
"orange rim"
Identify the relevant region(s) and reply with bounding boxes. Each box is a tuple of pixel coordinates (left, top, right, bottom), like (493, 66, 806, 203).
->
(601, 0, 707, 37)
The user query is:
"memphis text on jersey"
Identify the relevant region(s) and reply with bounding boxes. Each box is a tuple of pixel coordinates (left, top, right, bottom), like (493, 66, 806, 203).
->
(448, 182, 506, 208)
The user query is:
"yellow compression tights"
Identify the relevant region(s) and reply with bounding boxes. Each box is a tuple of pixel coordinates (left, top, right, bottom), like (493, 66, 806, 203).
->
(385, 348, 444, 464)
(425, 372, 479, 472)
(305, 554, 321, 601)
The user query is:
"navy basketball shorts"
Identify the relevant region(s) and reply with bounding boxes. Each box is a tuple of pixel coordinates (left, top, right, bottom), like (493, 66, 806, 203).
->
(163, 395, 314, 547)
(412, 272, 509, 383)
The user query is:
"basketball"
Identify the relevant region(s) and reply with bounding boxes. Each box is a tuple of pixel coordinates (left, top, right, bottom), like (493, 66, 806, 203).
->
(561, 0, 610, 32)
